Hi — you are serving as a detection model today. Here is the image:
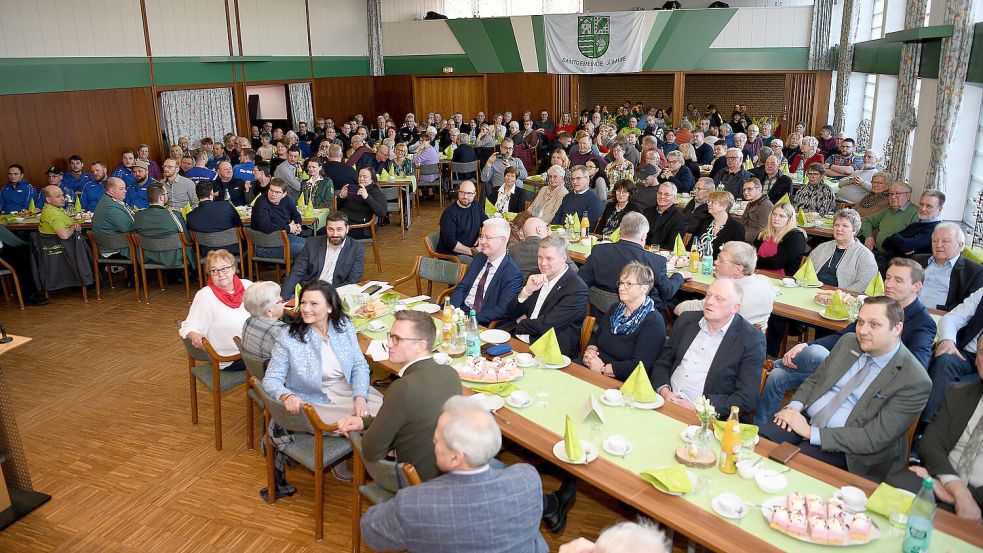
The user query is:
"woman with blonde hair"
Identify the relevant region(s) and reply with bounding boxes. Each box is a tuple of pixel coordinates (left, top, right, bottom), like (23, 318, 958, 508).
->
(753, 201, 807, 276)
(676, 142, 701, 182)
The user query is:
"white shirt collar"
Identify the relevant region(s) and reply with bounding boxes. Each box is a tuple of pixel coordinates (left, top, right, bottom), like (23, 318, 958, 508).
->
(931, 254, 959, 268)
(451, 464, 490, 475)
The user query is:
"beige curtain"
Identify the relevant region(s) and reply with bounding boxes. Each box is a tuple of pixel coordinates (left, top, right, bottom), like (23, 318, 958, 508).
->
(832, 0, 861, 132)
(809, 0, 834, 70)
(884, 0, 929, 181)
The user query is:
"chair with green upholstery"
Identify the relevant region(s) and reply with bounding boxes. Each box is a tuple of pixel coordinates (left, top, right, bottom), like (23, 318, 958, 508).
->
(588, 285, 619, 315)
(133, 232, 193, 302)
(392, 255, 465, 303)
(234, 336, 267, 450)
(243, 228, 290, 281)
(347, 431, 421, 553)
(182, 335, 246, 451)
(88, 231, 140, 301)
(190, 228, 243, 285)
(423, 231, 460, 262)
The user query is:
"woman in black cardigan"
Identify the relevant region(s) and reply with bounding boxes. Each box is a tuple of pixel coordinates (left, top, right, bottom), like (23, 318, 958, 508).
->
(582, 261, 666, 381)
(338, 166, 388, 239)
(693, 190, 745, 258)
(752, 201, 807, 276)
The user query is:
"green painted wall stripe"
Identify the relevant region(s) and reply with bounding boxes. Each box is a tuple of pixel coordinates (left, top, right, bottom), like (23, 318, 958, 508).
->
(313, 56, 372, 77)
(446, 19, 504, 73)
(383, 55, 476, 76)
(153, 57, 236, 87)
(692, 48, 810, 71)
(641, 13, 672, 69)
(481, 18, 524, 73)
(0, 57, 151, 95)
(852, 23, 983, 83)
(242, 56, 312, 82)
(531, 15, 547, 72)
(645, 9, 736, 70)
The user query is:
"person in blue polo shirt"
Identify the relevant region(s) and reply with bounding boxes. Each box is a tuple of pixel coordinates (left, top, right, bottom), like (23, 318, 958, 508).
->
(1, 164, 40, 213)
(62, 155, 94, 195)
(81, 161, 109, 212)
(232, 148, 255, 183)
(125, 160, 155, 209)
(44, 166, 75, 207)
(112, 150, 137, 188)
(185, 150, 218, 185)
(206, 144, 230, 170)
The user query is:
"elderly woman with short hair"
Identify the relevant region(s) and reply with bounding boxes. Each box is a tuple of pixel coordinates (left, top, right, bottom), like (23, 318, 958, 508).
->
(793, 162, 837, 216)
(240, 280, 287, 360)
(528, 165, 568, 223)
(179, 249, 253, 370)
(789, 136, 825, 174)
(658, 150, 694, 193)
(852, 171, 892, 217)
(605, 143, 634, 186)
(807, 208, 877, 291)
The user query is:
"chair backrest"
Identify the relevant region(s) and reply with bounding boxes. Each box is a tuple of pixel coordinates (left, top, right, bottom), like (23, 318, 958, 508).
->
(349, 431, 406, 491)
(417, 163, 440, 177)
(580, 315, 596, 358)
(588, 286, 619, 315)
(250, 376, 314, 434)
(424, 232, 441, 255)
(245, 228, 287, 249)
(451, 160, 478, 173)
(193, 228, 241, 249)
(90, 231, 131, 252)
(182, 336, 211, 363)
(418, 256, 465, 288)
(136, 233, 183, 252)
(234, 336, 269, 380)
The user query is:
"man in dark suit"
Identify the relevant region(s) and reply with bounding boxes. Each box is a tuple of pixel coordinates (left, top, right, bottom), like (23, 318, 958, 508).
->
(924, 285, 983, 424)
(322, 144, 357, 191)
(338, 310, 462, 486)
(186, 181, 242, 255)
(580, 212, 689, 311)
(762, 297, 932, 482)
(888, 334, 983, 522)
(360, 395, 548, 553)
(876, 190, 945, 273)
(916, 222, 983, 312)
(653, 278, 765, 416)
(450, 218, 523, 326)
(506, 235, 588, 358)
(643, 182, 689, 250)
(450, 133, 478, 182)
(507, 216, 578, 281)
(279, 211, 364, 298)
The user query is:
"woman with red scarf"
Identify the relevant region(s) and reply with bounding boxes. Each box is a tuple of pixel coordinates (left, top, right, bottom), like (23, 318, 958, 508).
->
(179, 249, 252, 371)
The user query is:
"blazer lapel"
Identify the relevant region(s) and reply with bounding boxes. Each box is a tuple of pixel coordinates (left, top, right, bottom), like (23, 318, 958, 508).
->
(809, 342, 862, 410)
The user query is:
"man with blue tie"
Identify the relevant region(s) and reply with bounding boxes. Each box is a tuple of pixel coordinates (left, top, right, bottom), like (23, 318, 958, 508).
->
(450, 218, 523, 326)
(762, 296, 931, 482)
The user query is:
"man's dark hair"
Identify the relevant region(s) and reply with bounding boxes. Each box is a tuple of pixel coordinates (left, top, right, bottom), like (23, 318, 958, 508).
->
(393, 309, 437, 351)
(7, 163, 24, 172)
(254, 161, 271, 177)
(146, 183, 167, 204)
(841, 138, 855, 146)
(714, 139, 727, 147)
(69, 154, 82, 162)
(326, 210, 350, 226)
(288, 146, 301, 155)
(196, 181, 214, 199)
(862, 296, 905, 329)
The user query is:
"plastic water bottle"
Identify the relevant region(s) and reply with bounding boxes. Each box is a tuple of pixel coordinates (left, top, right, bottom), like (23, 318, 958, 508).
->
(795, 168, 804, 183)
(466, 310, 481, 357)
(902, 477, 936, 553)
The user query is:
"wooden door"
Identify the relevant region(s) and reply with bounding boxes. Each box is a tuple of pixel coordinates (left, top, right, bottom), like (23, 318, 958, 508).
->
(413, 75, 487, 120)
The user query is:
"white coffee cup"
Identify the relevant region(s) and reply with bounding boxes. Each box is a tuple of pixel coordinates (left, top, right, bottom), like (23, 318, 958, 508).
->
(367, 320, 386, 332)
(602, 389, 623, 404)
(509, 390, 531, 406)
(515, 353, 534, 366)
(781, 277, 796, 287)
(736, 459, 759, 479)
(606, 435, 629, 455)
(837, 486, 867, 511)
(581, 237, 591, 248)
(716, 493, 744, 516)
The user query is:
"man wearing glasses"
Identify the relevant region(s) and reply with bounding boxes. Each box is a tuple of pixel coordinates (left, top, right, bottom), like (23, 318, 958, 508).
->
(336, 310, 461, 488)
(436, 180, 488, 263)
(712, 147, 751, 199)
(550, 166, 603, 228)
(860, 182, 919, 253)
(450, 218, 523, 325)
(480, 139, 528, 190)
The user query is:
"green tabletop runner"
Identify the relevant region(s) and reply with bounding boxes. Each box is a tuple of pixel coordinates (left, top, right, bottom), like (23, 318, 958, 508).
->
(238, 207, 329, 229)
(379, 175, 418, 194)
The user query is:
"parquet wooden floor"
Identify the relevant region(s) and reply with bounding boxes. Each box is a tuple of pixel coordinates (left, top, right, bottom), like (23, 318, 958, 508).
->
(0, 201, 645, 553)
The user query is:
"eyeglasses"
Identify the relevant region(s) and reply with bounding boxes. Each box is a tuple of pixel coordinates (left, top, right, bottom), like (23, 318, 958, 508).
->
(387, 333, 425, 346)
(887, 191, 911, 197)
(209, 265, 234, 275)
(478, 234, 506, 241)
(726, 156, 742, 160)
(458, 191, 476, 197)
(617, 281, 643, 288)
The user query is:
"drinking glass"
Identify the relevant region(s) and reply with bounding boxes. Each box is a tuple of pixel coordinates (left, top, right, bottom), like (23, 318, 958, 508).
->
(622, 393, 634, 411)
(535, 389, 550, 409)
(889, 512, 908, 537)
(589, 423, 604, 446)
(696, 476, 713, 503)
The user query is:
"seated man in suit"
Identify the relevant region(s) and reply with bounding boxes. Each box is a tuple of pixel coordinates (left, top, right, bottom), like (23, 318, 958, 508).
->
(436, 180, 487, 263)
(762, 296, 932, 482)
(92, 177, 135, 257)
(923, 285, 983, 424)
(917, 222, 983, 312)
(887, 332, 983, 523)
(450, 132, 478, 181)
(133, 183, 194, 269)
(186, 181, 242, 255)
(875, 190, 945, 272)
(507, 216, 578, 281)
(506, 235, 588, 358)
(551, 165, 603, 229)
(280, 211, 364, 298)
(643, 182, 688, 250)
(579, 212, 689, 311)
(757, 258, 937, 425)
(337, 310, 462, 486)
(450, 218, 523, 326)
(653, 278, 765, 416)
(360, 395, 548, 553)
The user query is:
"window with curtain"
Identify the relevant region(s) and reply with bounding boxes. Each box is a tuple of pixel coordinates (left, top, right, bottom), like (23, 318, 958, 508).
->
(963, 98, 983, 243)
(159, 87, 236, 148)
(287, 82, 314, 131)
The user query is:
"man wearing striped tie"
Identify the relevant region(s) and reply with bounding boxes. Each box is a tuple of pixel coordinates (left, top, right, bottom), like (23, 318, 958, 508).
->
(449, 217, 523, 326)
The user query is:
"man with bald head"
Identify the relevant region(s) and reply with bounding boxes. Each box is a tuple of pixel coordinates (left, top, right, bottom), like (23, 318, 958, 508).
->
(92, 177, 135, 257)
(436, 180, 487, 263)
(652, 277, 766, 417)
(39, 186, 81, 239)
(214, 161, 247, 206)
(508, 216, 578, 280)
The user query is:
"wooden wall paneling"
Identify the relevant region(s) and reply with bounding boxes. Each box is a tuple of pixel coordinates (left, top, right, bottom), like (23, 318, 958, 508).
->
(372, 75, 414, 121)
(233, 82, 251, 137)
(672, 72, 686, 127)
(412, 75, 487, 124)
(486, 73, 555, 120)
(811, 71, 832, 136)
(783, 72, 814, 139)
(554, 74, 579, 120)
(312, 76, 375, 121)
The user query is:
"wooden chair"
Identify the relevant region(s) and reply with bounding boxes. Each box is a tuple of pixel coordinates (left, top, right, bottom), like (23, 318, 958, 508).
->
(87, 231, 140, 302)
(416, 163, 443, 207)
(588, 286, 618, 316)
(682, 233, 692, 247)
(302, 403, 357, 541)
(579, 315, 596, 359)
(392, 255, 466, 303)
(244, 228, 291, 281)
(348, 431, 422, 553)
(190, 228, 244, 286)
(423, 232, 461, 263)
(182, 336, 246, 450)
(351, 215, 382, 274)
(234, 336, 268, 451)
(132, 231, 193, 302)
(0, 257, 24, 309)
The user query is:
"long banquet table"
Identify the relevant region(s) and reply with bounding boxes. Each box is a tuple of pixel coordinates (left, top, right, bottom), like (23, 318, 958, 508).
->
(351, 294, 979, 553)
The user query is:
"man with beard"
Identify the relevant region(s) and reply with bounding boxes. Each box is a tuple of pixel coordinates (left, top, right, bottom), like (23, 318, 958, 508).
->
(124, 160, 155, 209)
(436, 180, 487, 263)
(81, 160, 109, 211)
(280, 211, 365, 297)
(160, 157, 197, 211)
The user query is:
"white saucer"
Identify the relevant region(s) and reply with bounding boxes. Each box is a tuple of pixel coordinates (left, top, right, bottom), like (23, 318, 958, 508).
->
(712, 493, 749, 519)
(541, 355, 572, 369)
(506, 394, 532, 408)
(479, 329, 511, 344)
(412, 303, 441, 314)
(552, 440, 599, 464)
(599, 390, 625, 407)
(469, 393, 504, 411)
(630, 395, 665, 409)
(433, 352, 452, 365)
(602, 439, 633, 457)
(366, 320, 387, 332)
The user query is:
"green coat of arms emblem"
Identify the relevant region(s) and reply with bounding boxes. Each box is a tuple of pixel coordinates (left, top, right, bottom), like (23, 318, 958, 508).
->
(578, 15, 610, 59)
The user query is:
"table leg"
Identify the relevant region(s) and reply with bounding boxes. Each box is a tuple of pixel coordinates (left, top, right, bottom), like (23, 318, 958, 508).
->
(397, 186, 405, 237)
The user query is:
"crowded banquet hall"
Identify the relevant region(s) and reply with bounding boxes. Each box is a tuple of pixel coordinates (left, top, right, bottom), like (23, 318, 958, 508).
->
(1, 0, 983, 551)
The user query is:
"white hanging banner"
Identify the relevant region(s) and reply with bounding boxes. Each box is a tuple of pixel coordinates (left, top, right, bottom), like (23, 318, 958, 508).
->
(545, 12, 647, 74)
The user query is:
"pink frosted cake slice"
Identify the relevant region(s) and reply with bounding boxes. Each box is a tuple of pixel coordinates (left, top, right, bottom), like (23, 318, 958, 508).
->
(808, 516, 828, 544)
(849, 513, 873, 542)
(805, 494, 826, 517)
(787, 512, 808, 538)
(787, 492, 805, 512)
(826, 518, 848, 544)
(769, 506, 790, 531)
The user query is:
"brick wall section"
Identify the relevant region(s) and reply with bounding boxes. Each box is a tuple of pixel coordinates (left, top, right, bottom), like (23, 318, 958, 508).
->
(578, 74, 674, 112)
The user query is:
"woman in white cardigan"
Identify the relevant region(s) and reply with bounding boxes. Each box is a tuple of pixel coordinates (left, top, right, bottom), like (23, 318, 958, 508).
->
(179, 249, 252, 369)
(808, 208, 878, 293)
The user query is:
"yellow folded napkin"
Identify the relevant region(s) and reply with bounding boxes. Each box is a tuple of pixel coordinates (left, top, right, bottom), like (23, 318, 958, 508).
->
(304, 202, 314, 217)
(796, 207, 807, 226)
(793, 258, 820, 286)
(444, 145, 454, 157)
(530, 328, 563, 365)
(296, 191, 306, 210)
(672, 234, 687, 257)
(470, 382, 518, 397)
(640, 466, 693, 494)
(824, 291, 850, 319)
(293, 283, 302, 310)
(74, 196, 83, 212)
(485, 198, 497, 217)
(867, 482, 914, 516)
(865, 272, 885, 297)
(180, 203, 191, 219)
(620, 362, 657, 403)
(609, 227, 621, 242)
(379, 168, 390, 180)
(28, 198, 37, 214)
(249, 193, 261, 207)
(713, 420, 759, 442)
(775, 193, 791, 206)
(564, 415, 583, 461)
(351, 163, 357, 170)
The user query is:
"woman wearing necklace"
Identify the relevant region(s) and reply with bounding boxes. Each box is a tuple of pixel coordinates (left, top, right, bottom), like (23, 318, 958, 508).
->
(582, 262, 666, 381)
(595, 179, 639, 237)
(753, 202, 807, 276)
(693, 190, 745, 258)
(302, 158, 334, 208)
(807, 208, 877, 291)
(492, 166, 528, 214)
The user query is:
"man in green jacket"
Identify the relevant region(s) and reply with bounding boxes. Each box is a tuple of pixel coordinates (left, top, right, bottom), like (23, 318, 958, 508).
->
(861, 181, 918, 252)
(133, 183, 194, 269)
(91, 177, 135, 258)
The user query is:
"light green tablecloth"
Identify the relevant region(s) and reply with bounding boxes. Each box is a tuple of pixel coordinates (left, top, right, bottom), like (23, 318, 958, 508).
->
(238, 207, 329, 230)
